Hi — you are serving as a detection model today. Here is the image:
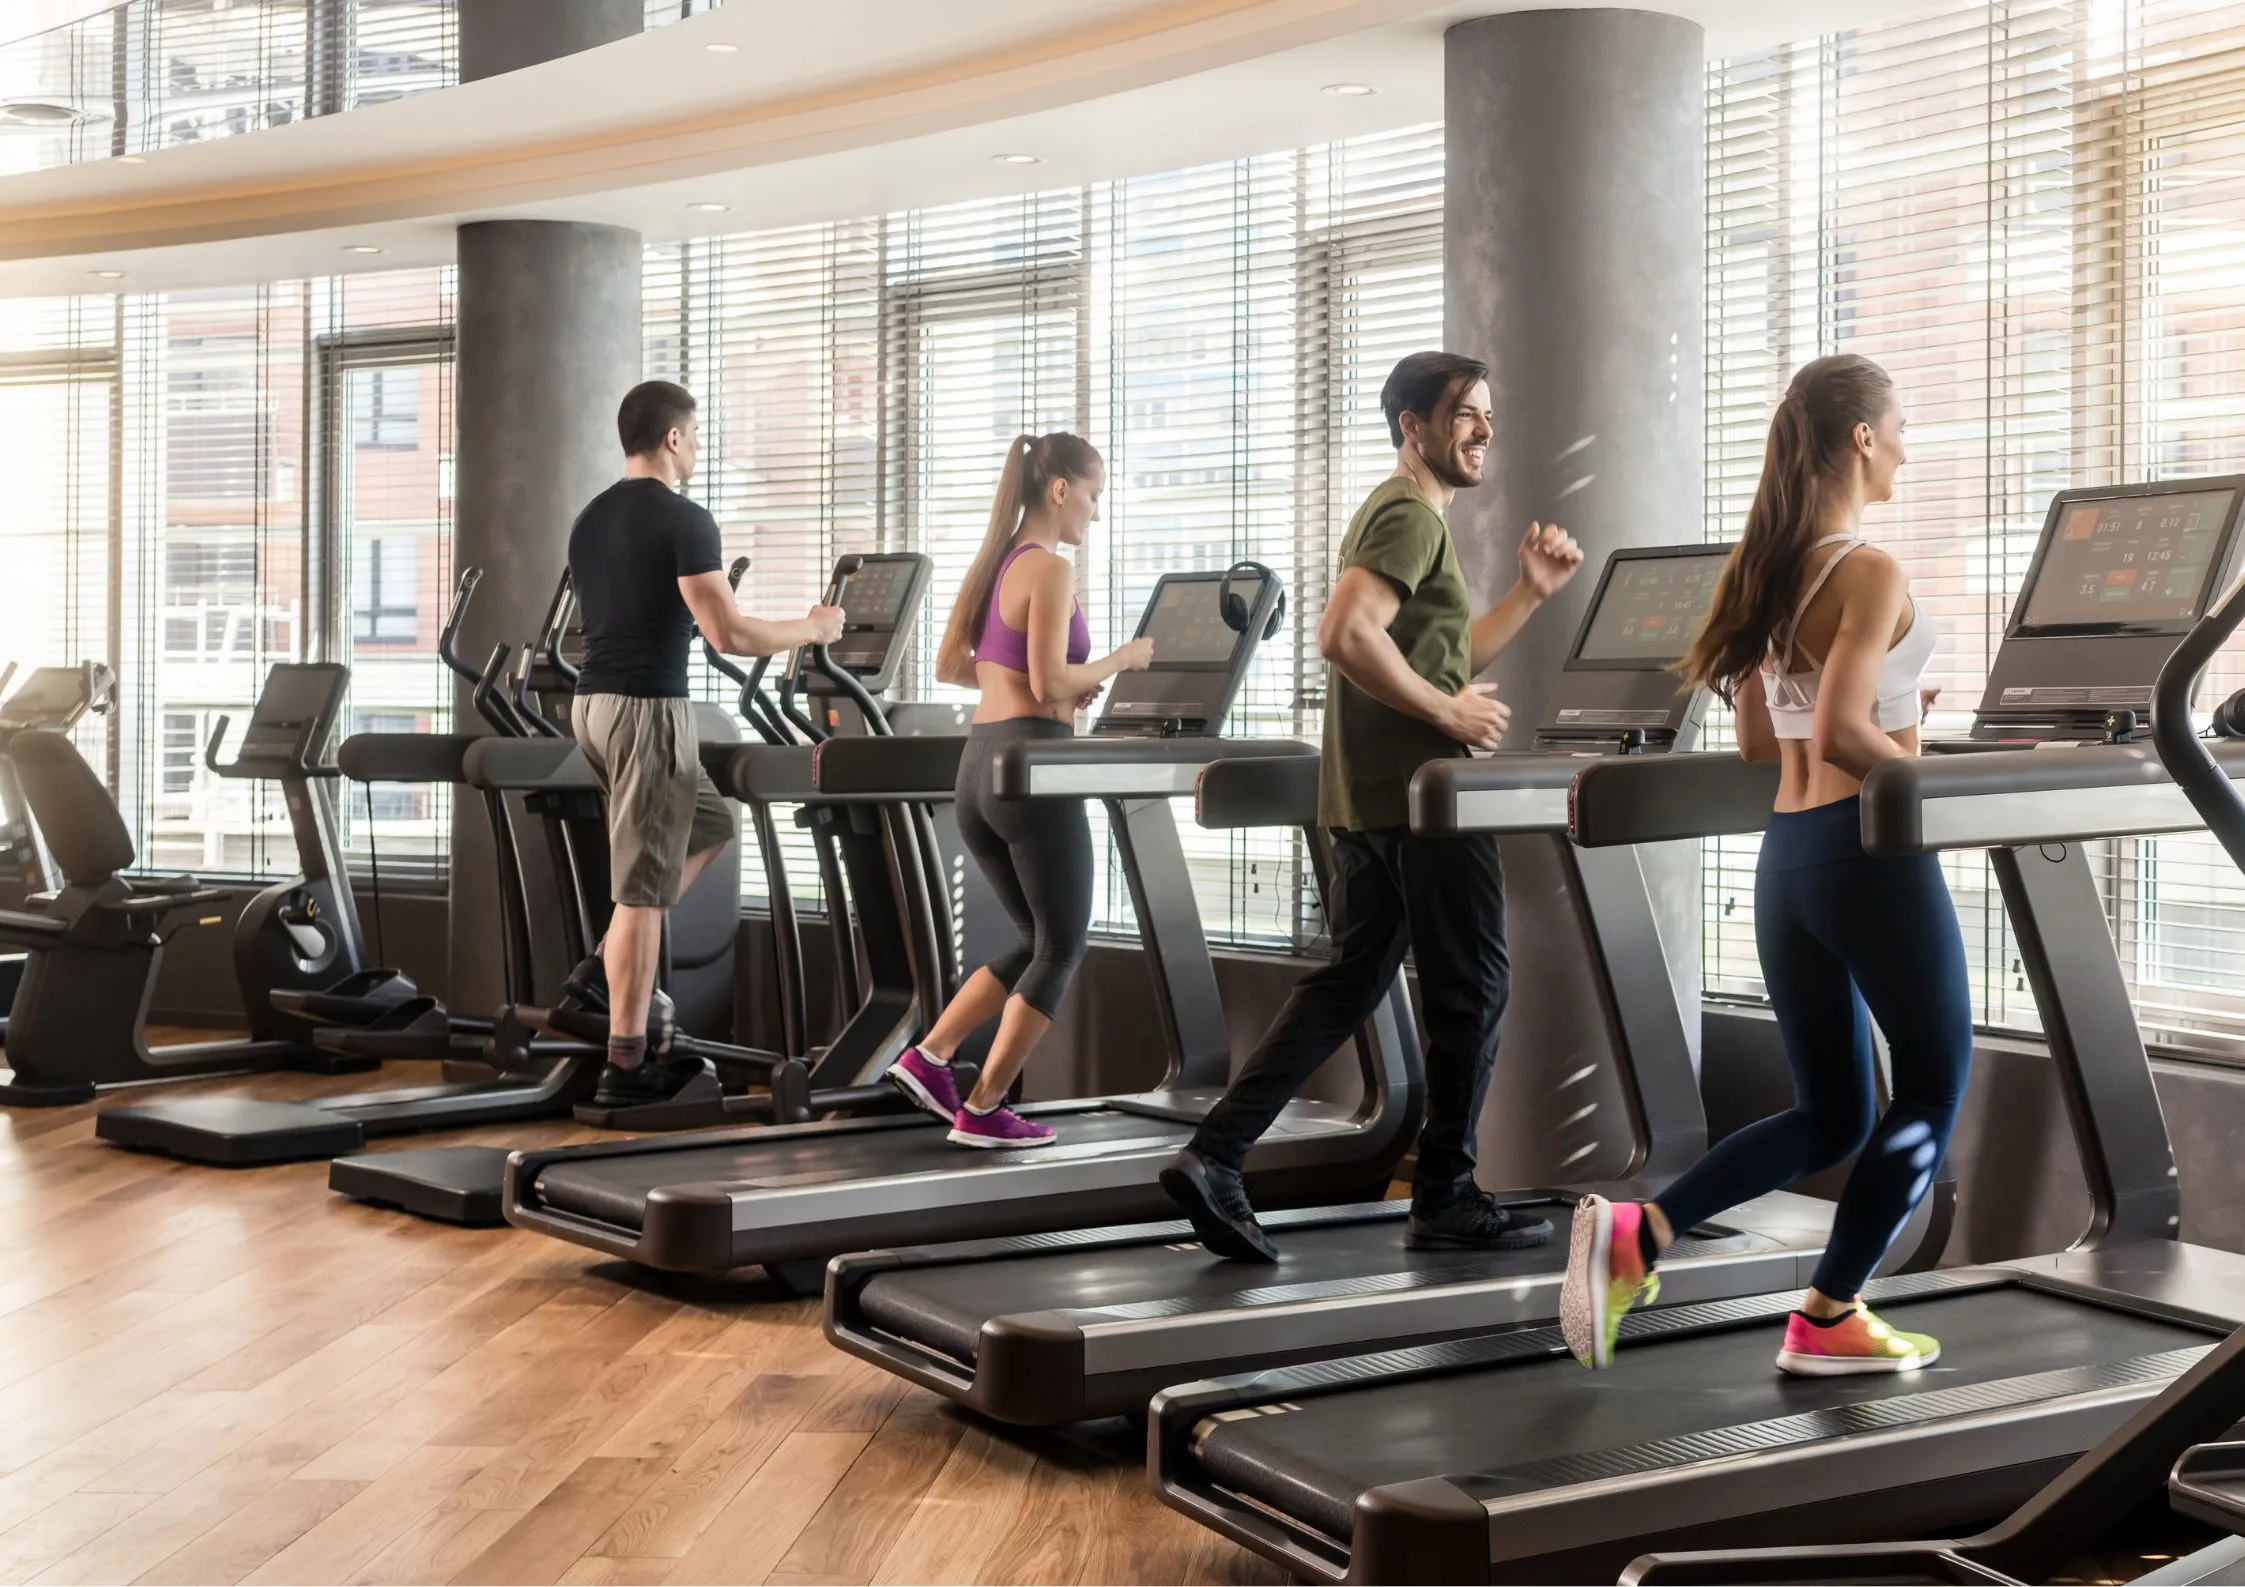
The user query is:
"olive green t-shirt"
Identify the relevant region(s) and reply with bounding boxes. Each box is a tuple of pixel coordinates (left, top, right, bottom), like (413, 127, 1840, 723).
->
(1318, 476, 1473, 831)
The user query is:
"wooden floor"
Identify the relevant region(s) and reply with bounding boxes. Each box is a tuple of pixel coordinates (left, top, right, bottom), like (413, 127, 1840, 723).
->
(0, 1040, 1282, 1586)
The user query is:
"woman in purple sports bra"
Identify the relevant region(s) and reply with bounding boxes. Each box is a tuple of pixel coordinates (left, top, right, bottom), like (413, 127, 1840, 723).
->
(883, 433, 1154, 1148)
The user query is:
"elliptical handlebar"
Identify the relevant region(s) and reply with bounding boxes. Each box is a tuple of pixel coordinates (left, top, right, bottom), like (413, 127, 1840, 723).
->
(437, 566, 485, 688)
(537, 568, 580, 687)
(510, 648, 564, 738)
(2153, 568, 2245, 872)
(472, 643, 526, 737)
(702, 557, 792, 748)
(780, 554, 891, 740)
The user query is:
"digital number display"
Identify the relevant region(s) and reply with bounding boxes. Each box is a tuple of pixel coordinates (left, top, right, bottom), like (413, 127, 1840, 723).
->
(1139, 576, 1253, 665)
(2021, 490, 2237, 629)
(839, 559, 914, 626)
(1575, 554, 1725, 663)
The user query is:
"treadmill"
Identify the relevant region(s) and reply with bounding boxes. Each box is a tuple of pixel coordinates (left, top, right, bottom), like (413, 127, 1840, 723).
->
(821, 544, 1942, 1427)
(1619, 504, 2245, 1587)
(500, 565, 1405, 1293)
(1151, 477, 2245, 1585)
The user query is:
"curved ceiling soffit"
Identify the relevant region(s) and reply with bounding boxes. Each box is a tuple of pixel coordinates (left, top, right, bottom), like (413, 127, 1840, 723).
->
(0, 0, 1446, 260)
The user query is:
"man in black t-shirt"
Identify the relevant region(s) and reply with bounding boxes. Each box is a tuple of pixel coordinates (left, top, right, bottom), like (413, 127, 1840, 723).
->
(568, 380, 842, 1106)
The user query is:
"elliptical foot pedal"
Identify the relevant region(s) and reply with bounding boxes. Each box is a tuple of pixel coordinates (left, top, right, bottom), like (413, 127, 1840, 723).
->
(572, 1066, 728, 1131)
(95, 1097, 366, 1164)
(329, 1145, 514, 1225)
(272, 968, 420, 1026)
(312, 997, 461, 1061)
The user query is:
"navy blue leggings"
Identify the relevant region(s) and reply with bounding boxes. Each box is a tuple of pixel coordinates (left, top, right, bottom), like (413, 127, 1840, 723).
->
(1654, 796, 1972, 1298)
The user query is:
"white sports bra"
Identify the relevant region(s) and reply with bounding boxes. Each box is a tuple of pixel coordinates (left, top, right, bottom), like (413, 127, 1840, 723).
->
(1760, 534, 1937, 740)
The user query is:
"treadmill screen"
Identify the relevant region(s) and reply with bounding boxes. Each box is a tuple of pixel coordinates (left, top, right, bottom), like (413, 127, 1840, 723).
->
(2020, 489, 2237, 630)
(1138, 576, 1252, 666)
(839, 558, 915, 627)
(1574, 553, 1725, 663)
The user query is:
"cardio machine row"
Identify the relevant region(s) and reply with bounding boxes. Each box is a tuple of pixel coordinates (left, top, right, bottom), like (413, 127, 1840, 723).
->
(88, 549, 990, 1222)
(490, 390, 2245, 1581)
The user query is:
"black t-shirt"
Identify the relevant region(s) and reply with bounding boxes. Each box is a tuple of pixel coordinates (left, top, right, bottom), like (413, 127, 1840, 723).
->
(568, 478, 725, 698)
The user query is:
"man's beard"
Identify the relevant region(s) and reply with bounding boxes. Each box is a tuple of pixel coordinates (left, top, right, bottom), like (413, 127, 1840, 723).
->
(1423, 448, 1482, 490)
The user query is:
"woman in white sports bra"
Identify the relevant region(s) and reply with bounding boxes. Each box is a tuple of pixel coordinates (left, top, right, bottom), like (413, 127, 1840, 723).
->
(1563, 354, 1973, 1378)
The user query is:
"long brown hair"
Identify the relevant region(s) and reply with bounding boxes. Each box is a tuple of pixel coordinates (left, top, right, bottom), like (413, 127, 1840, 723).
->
(936, 431, 1104, 682)
(1678, 354, 1896, 698)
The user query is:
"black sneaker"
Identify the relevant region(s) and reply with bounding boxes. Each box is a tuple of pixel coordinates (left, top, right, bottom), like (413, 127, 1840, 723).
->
(1406, 1190, 1556, 1251)
(592, 1053, 716, 1109)
(1160, 1148, 1278, 1263)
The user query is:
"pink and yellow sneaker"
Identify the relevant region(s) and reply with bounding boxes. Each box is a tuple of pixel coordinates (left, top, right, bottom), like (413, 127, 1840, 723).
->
(1561, 1195, 1661, 1369)
(1776, 1301, 1940, 1376)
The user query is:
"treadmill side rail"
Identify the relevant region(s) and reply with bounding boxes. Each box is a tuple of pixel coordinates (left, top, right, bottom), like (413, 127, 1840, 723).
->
(1569, 754, 1780, 847)
(1860, 741, 2245, 853)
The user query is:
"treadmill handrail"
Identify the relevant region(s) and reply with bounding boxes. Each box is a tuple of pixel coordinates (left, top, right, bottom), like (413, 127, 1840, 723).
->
(1859, 741, 2245, 854)
(1196, 750, 1318, 829)
(1411, 753, 1596, 836)
(810, 735, 966, 799)
(462, 737, 597, 793)
(2156, 568, 2245, 874)
(993, 736, 1314, 800)
(1568, 754, 1780, 847)
(336, 732, 476, 786)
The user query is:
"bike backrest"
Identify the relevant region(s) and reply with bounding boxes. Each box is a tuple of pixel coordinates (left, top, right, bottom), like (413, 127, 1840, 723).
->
(8, 731, 134, 885)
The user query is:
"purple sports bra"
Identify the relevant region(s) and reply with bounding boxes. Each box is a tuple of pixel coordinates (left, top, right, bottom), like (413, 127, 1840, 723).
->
(976, 543, 1091, 673)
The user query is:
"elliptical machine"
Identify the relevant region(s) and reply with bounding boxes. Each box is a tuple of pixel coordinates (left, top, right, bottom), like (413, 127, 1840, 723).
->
(0, 661, 381, 1104)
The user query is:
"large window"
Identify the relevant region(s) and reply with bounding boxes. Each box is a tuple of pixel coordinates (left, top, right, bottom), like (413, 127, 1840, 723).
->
(1705, 0, 2245, 1058)
(0, 0, 728, 178)
(645, 129, 1444, 942)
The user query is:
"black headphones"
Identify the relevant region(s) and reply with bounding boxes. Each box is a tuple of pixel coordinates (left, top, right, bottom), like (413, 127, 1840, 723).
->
(2212, 687, 2245, 739)
(1218, 560, 1286, 641)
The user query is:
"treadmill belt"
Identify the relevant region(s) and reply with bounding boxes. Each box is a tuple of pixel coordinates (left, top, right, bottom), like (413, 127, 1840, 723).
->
(1191, 1288, 2207, 1545)
(854, 1205, 1767, 1366)
(533, 1107, 1195, 1231)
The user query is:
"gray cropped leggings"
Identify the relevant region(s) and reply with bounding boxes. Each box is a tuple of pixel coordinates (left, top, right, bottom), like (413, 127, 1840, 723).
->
(955, 717, 1093, 1019)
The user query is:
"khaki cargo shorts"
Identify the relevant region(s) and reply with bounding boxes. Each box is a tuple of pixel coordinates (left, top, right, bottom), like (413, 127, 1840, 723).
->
(571, 693, 737, 908)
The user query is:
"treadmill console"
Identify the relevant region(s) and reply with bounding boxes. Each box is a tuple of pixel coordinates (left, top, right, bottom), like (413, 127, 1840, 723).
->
(1969, 476, 2245, 741)
(1536, 543, 1730, 752)
(807, 552, 933, 696)
(1095, 568, 1285, 738)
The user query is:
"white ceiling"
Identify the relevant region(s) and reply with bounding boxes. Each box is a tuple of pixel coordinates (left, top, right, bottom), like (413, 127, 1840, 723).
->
(0, 0, 1936, 298)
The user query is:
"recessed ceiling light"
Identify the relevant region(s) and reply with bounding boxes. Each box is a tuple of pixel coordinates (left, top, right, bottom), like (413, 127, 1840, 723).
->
(704, 41, 739, 53)
(116, 154, 145, 164)
(1322, 82, 1381, 97)
(993, 153, 1041, 165)
(687, 202, 732, 213)
(89, 270, 123, 279)
(343, 244, 383, 254)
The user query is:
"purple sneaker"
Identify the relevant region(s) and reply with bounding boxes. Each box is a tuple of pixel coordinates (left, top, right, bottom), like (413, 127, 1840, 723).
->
(886, 1047, 961, 1122)
(947, 1104, 1056, 1149)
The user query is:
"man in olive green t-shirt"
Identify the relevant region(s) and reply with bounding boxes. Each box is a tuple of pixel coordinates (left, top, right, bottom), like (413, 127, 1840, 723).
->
(1164, 351, 1584, 1261)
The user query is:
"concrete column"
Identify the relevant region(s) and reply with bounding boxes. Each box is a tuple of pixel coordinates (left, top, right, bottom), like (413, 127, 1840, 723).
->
(448, 0, 643, 1013)
(457, 0, 644, 82)
(1442, 9, 1708, 1186)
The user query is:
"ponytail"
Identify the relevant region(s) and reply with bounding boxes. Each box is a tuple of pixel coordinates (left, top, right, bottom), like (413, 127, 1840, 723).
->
(1678, 354, 1895, 699)
(937, 431, 1104, 684)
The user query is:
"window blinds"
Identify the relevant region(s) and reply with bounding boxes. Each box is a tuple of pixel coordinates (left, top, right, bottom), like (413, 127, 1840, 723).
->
(1706, 0, 2245, 1057)
(651, 126, 1445, 944)
(0, 0, 719, 177)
